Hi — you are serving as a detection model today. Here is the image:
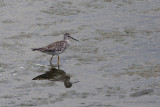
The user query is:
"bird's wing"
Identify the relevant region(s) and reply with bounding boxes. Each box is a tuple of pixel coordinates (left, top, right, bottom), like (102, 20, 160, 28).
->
(45, 41, 67, 52)
(32, 41, 67, 53)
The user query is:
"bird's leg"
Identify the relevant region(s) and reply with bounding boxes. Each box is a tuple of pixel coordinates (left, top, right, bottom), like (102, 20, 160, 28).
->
(50, 55, 53, 65)
(57, 63, 60, 69)
(58, 55, 60, 65)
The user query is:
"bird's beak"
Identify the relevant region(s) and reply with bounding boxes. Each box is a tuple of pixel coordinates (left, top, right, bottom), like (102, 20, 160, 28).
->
(69, 36, 79, 42)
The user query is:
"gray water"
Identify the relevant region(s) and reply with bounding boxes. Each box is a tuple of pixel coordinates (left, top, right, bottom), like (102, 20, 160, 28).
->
(0, 0, 160, 107)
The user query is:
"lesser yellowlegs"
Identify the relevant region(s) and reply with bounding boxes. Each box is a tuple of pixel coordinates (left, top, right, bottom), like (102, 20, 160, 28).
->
(32, 33, 79, 65)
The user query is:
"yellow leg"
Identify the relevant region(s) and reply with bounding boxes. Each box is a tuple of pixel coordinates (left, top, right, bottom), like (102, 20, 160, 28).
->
(58, 55, 60, 65)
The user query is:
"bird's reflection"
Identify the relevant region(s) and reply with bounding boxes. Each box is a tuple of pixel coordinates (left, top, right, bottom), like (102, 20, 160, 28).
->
(33, 65, 78, 88)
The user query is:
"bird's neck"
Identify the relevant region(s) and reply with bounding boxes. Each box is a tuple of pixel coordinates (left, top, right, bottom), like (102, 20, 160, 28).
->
(65, 39, 70, 44)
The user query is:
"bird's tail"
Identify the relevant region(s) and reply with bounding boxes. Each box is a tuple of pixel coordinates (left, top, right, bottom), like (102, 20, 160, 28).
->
(32, 48, 38, 51)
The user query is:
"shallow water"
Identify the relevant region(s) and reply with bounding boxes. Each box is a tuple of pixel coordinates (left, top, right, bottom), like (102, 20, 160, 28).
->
(0, 0, 160, 107)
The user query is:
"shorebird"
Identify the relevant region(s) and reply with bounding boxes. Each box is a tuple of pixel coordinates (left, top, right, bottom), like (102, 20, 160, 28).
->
(32, 33, 79, 66)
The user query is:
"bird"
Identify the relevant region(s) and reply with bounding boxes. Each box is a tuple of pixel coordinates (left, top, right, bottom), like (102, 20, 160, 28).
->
(32, 33, 79, 66)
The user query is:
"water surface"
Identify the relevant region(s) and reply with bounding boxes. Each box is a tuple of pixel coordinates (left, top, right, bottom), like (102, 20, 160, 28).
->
(0, 0, 160, 107)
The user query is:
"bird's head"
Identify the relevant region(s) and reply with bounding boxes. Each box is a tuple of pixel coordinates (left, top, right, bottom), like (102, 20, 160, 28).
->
(64, 33, 79, 42)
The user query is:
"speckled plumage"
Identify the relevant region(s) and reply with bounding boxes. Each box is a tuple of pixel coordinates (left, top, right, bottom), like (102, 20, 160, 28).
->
(32, 40, 69, 55)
